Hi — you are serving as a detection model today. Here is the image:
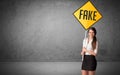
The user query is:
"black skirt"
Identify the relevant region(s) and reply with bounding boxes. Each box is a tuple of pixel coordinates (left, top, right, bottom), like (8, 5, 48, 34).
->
(81, 55, 97, 71)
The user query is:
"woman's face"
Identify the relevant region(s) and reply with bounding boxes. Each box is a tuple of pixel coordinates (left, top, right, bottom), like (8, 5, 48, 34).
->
(88, 29, 95, 38)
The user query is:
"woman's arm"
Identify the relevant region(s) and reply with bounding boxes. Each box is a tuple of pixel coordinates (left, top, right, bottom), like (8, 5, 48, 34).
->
(83, 48, 96, 56)
(81, 47, 85, 55)
(83, 41, 98, 56)
(80, 38, 86, 55)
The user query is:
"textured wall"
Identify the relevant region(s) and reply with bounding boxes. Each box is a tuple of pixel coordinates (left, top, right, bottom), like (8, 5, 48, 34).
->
(0, 0, 120, 62)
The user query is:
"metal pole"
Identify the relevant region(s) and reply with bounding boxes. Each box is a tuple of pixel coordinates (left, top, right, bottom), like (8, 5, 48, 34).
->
(82, 30, 87, 61)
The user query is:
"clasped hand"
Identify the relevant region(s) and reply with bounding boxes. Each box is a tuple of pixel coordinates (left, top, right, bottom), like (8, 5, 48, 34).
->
(81, 47, 94, 55)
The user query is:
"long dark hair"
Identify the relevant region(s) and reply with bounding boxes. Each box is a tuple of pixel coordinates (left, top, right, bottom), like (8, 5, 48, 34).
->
(87, 27, 97, 50)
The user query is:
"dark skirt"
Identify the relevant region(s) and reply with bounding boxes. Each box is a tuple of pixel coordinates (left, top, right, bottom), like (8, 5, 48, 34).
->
(81, 55, 97, 71)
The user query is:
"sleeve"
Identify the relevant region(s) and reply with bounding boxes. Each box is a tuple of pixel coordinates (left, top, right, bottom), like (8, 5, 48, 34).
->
(94, 41, 98, 54)
(82, 38, 86, 48)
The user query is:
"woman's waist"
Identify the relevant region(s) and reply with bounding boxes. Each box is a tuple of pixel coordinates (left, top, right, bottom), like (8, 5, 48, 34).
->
(84, 52, 92, 55)
(84, 54, 94, 56)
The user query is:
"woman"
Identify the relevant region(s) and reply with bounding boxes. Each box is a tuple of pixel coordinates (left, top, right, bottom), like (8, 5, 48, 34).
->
(81, 27, 98, 75)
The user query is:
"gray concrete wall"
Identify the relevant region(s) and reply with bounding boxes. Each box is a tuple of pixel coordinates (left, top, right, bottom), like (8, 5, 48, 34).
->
(0, 0, 120, 62)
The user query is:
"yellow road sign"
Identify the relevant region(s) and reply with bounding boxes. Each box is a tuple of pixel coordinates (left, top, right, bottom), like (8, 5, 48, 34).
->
(73, 1, 102, 30)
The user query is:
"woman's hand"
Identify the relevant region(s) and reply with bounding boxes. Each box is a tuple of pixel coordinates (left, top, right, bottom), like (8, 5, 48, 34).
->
(81, 47, 86, 55)
(83, 47, 93, 53)
(81, 47, 97, 56)
(89, 50, 94, 54)
(89, 50, 97, 56)
(81, 51, 84, 55)
(82, 47, 87, 52)
(83, 49, 97, 56)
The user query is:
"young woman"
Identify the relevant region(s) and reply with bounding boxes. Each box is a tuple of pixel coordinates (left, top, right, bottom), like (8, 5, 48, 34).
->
(81, 27, 98, 75)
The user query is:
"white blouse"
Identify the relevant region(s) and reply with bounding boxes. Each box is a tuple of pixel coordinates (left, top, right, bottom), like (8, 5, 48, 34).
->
(83, 38, 98, 55)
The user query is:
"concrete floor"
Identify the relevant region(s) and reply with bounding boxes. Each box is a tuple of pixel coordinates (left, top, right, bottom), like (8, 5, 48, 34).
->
(0, 62, 120, 75)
